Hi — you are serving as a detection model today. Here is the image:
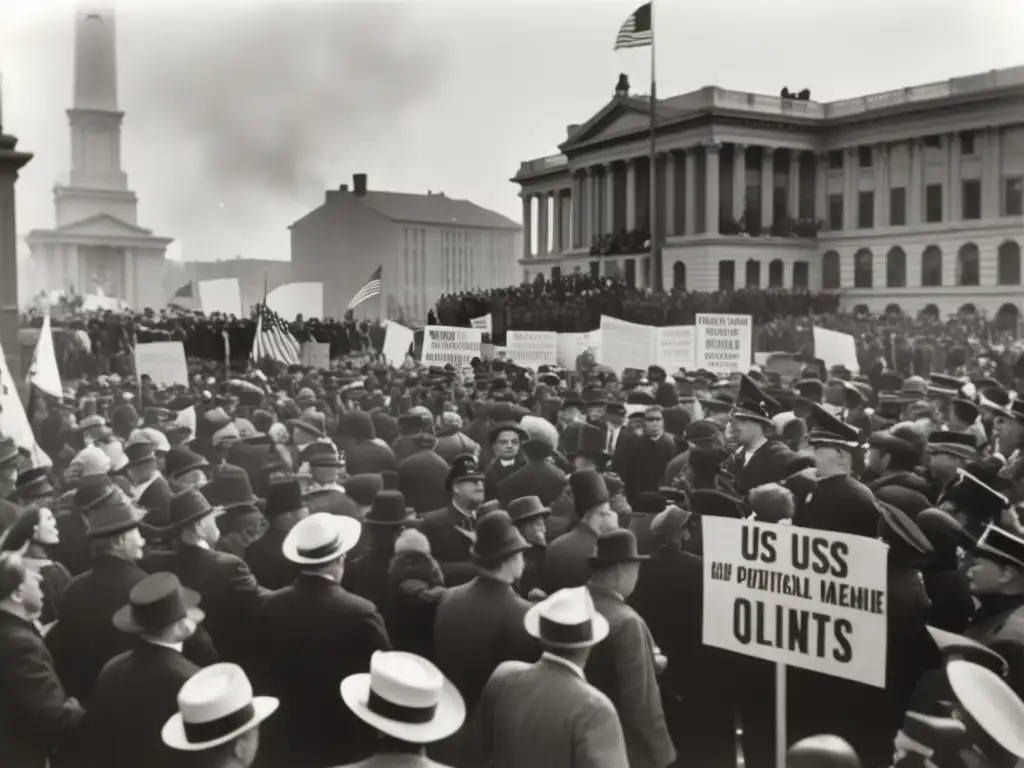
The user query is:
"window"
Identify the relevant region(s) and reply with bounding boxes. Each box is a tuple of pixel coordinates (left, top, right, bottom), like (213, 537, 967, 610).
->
(858, 191, 874, 229)
(590, 261, 600, 278)
(886, 247, 907, 288)
(890, 187, 907, 226)
(745, 259, 761, 288)
(921, 247, 943, 287)
(957, 244, 980, 286)
(1006, 178, 1023, 217)
(998, 241, 1021, 286)
(853, 249, 873, 288)
(672, 261, 686, 288)
(551, 266, 561, 281)
(828, 194, 843, 230)
(962, 180, 982, 220)
(960, 131, 975, 156)
(924, 135, 941, 149)
(925, 184, 943, 223)
(792, 261, 809, 288)
(768, 259, 784, 288)
(719, 260, 735, 291)
(822, 251, 840, 289)
(858, 146, 873, 168)
(828, 151, 843, 170)
(625, 259, 636, 289)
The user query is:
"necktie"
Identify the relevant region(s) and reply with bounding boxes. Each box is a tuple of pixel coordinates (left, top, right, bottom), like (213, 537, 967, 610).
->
(607, 428, 615, 454)
(735, 451, 747, 472)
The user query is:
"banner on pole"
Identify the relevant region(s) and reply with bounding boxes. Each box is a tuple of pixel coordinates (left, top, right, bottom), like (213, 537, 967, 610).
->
(421, 326, 483, 367)
(506, 331, 557, 369)
(701, 517, 888, 688)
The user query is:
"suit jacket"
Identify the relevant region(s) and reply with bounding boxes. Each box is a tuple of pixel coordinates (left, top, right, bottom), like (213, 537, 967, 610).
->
(722, 440, 800, 497)
(586, 584, 676, 768)
(399, 449, 451, 515)
(433, 575, 539, 715)
(252, 575, 391, 767)
(543, 524, 599, 594)
(246, 528, 298, 591)
(0, 610, 85, 768)
(137, 474, 174, 529)
(86, 641, 201, 768)
(618, 435, 677, 501)
(53, 510, 92, 577)
(471, 655, 628, 768)
(484, 456, 526, 501)
(497, 460, 566, 509)
(143, 544, 263, 664)
(418, 504, 480, 587)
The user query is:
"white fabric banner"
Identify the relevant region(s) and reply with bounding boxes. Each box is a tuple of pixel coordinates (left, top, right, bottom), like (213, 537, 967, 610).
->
(198, 278, 243, 317)
(421, 326, 482, 367)
(28, 314, 63, 399)
(695, 313, 752, 373)
(702, 517, 888, 688)
(506, 331, 557, 369)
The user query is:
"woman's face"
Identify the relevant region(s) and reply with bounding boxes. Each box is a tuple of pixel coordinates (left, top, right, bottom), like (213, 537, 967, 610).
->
(33, 508, 59, 546)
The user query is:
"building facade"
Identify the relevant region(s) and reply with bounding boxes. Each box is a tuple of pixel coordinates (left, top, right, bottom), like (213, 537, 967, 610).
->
(290, 173, 520, 325)
(514, 67, 1024, 323)
(26, 10, 171, 310)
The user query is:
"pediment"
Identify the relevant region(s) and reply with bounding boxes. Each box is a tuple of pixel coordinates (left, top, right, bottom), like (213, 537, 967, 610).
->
(561, 98, 655, 151)
(55, 213, 152, 238)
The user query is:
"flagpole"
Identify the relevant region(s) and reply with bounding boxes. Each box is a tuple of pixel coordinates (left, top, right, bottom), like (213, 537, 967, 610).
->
(648, 0, 662, 292)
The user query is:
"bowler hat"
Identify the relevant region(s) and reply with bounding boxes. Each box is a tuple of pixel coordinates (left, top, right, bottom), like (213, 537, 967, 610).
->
(164, 446, 210, 480)
(166, 489, 223, 530)
(565, 423, 610, 461)
(365, 490, 416, 527)
(587, 529, 649, 568)
(569, 470, 609, 516)
(445, 454, 483, 492)
(926, 430, 978, 461)
(876, 501, 933, 555)
(263, 479, 306, 517)
(124, 442, 158, 467)
(12, 468, 54, 502)
(345, 473, 384, 506)
(306, 442, 344, 468)
(86, 492, 146, 538)
(202, 464, 261, 511)
(506, 496, 550, 526)
(472, 510, 529, 564)
(113, 572, 204, 634)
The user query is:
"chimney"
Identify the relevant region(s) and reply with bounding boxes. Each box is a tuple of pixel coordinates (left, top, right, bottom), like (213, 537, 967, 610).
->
(615, 73, 630, 98)
(339, 183, 348, 192)
(353, 173, 367, 196)
(566, 124, 580, 140)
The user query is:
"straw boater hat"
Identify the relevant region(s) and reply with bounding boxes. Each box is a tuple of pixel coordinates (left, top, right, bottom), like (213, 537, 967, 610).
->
(523, 586, 610, 649)
(340, 651, 465, 744)
(162, 663, 278, 752)
(281, 512, 362, 566)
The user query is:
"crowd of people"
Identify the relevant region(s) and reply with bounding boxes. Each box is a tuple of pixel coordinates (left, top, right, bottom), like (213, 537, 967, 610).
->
(1, 323, 1024, 767)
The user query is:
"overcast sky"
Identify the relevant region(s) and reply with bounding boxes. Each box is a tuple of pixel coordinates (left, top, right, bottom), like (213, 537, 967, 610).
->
(2, 0, 1022, 264)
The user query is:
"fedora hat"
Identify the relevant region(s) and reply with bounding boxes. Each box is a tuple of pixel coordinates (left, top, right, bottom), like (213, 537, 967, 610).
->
(305, 442, 344, 468)
(365, 490, 416, 527)
(340, 651, 465, 744)
(86, 491, 146, 538)
(946, 660, 1024, 760)
(471, 510, 530, 564)
(524, 586, 609, 649)
(202, 464, 261, 511)
(164, 446, 210, 481)
(113, 572, 204, 634)
(12, 468, 54, 502)
(263, 479, 306, 518)
(344, 473, 384, 507)
(445, 454, 484, 493)
(506, 496, 550, 526)
(124, 441, 158, 468)
(162, 663, 278, 752)
(73, 475, 119, 512)
(166, 489, 224, 530)
(565, 423, 610, 461)
(282, 512, 362, 566)
(587, 529, 649, 569)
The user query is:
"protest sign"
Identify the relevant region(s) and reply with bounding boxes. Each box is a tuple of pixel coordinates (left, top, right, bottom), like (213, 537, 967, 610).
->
(470, 314, 493, 334)
(135, 342, 189, 387)
(421, 326, 482, 366)
(656, 325, 696, 371)
(507, 331, 557, 369)
(198, 278, 243, 317)
(695, 314, 752, 373)
(599, 316, 697, 373)
(813, 328, 860, 374)
(300, 342, 331, 369)
(701, 517, 888, 688)
(556, 331, 602, 370)
(382, 321, 415, 367)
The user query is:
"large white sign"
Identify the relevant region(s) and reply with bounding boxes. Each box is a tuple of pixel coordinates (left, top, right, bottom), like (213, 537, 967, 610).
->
(507, 331, 557, 369)
(813, 328, 860, 374)
(382, 321, 415, 367)
(421, 326, 483, 367)
(135, 342, 189, 387)
(655, 325, 696, 372)
(695, 313, 752, 373)
(198, 278, 243, 318)
(701, 517, 888, 688)
(598, 316, 697, 373)
(556, 331, 602, 369)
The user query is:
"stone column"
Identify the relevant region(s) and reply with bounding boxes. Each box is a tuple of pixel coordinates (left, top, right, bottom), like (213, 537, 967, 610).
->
(0, 131, 33, 385)
(875, 144, 889, 227)
(705, 142, 722, 235)
(583, 167, 596, 248)
(552, 192, 563, 255)
(592, 170, 603, 239)
(814, 153, 827, 224)
(909, 140, 923, 225)
(843, 147, 856, 230)
(787, 150, 800, 218)
(664, 152, 677, 236)
(732, 143, 747, 221)
(626, 159, 638, 230)
(761, 147, 774, 232)
(521, 192, 533, 260)
(537, 192, 549, 257)
(947, 132, 961, 222)
(571, 174, 583, 248)
(604, 163, 616, 235)
(983, 127, 1001, 219)
(684, 149, 696, 235)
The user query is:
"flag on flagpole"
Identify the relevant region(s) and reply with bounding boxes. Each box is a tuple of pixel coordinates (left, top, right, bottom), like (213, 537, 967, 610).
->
(347, 266, 382, 311)
(250, 302, 301, 366)
(27, 313, 63, 399)
(614, 2, 653, 49)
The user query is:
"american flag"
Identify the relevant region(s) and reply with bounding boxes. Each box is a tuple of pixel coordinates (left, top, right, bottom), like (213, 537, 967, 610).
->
(250, 302, 301, 366)
(614, 2, 653, 50)
(347, 266, 382, 310)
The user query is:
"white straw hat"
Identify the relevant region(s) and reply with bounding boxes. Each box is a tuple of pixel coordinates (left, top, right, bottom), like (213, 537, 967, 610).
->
(523, 586, 609, 649)
(162, 663, 278, 751)
(946, 659, 1024, 759)
(281, 512, 362, 565)
(340, 651, 465, 743)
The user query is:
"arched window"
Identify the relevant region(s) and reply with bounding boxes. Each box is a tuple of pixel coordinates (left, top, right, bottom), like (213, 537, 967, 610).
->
(792, 261, 809, 289)
(957, 243, 980, 286)
(884, 303, 903, 316)
(822, 251, 840, 289)
(886, 247, 906, 288)
(853, 248, 873, 288)
(920, 303, 940, 321)
(998, 240, 1022, 286)
(745, 259, 761, 288)
(768, 259, 784, 288)
(853, 304, 870, 316)
(719, 261, 735, 291)
(921, 246, 943, 287)
(996, 303, 1020, 332)
(673, 261, 686, 289)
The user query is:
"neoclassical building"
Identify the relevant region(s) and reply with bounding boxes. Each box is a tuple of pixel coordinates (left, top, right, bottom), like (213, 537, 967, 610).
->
(514, 66, 1024, 323)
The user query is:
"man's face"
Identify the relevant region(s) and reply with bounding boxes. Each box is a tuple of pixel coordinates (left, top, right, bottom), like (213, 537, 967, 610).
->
(586, 406, 605, 424)
(494, 430, 521, 461)
(628, 418, 644, 437)
(968, 557, 1012, 595)
(174, 468, 208, 492)
(643, 413, 664, 440)
(520, 517, 546, 545)
(605, 411, 624, 428)
(609, 492, 631, 518)
(814, 445, 843, 476)
(592, 502, 620, 534)
(312, 466, 339, 485)
(122, 527, 146, 560)
(453, 478, 485, 506)
(865, 447, 887, 473)
(996, 416, 1023, 454)
(17, 567, 45, 618)
(731, 418, 761, 446)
